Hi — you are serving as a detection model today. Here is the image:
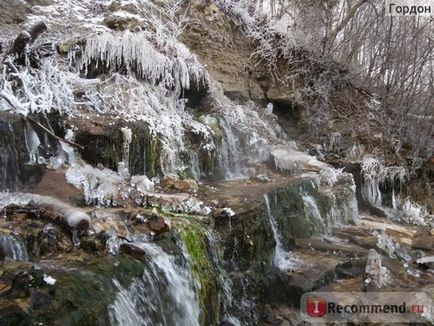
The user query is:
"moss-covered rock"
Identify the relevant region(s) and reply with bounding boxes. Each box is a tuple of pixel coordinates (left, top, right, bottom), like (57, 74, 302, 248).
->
(0, 256, 145, 325)
(176, 220, 221, 326)
(73, 118, 163, 177)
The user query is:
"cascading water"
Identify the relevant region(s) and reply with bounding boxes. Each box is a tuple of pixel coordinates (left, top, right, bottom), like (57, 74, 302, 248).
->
(108, 241, 200, 326)
(218, 117, 244, 180)
(302, 193, 325, 229)
(263, 193, 299, 271)
(0, 234, 28, 261)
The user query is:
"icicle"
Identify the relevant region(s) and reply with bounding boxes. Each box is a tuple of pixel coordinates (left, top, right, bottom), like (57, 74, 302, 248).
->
(121, 127, 132, 172)
(79, 31, 206, 94)
(24, 122, 40, 165)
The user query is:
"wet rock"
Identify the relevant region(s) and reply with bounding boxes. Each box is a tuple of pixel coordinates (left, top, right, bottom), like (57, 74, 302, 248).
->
(264, 314, 283, 325)
(161, 175, 178, 188)
(174, 179, 199, 194)
(296, 238, 367, 257)
(0, 282, 12, 296)
(0, 113, 45, 191)
(412, 231, 433, 251)
(0, 300, 28, 324)
(5, 271, 33, 298)
(108, 0, 140, 14)
(119, 243, 146, 261)
(79, 233, 107, 253)
(148, 217, 168, 234)
(213, 207, 236, 226)
(335, 260, 366, 279)
(0, 0, 30, 25)
(285, 251, 347, 293)
(30, 290, 52, 310)
(161, 176, 198, 194)
(104, 14, 143, 31)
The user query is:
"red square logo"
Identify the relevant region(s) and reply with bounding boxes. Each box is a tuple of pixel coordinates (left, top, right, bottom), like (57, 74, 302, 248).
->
(306, 296, 327, 317)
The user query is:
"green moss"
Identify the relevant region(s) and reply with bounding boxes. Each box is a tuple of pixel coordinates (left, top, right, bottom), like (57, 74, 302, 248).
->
(266, 180, 335, 246)
(199, 150, 225, 181)
(198, 115, 223, 141)
(177, 221, 220, 326)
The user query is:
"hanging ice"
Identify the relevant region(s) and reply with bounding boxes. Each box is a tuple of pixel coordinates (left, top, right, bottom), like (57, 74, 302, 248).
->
(24, 122, 41, 165)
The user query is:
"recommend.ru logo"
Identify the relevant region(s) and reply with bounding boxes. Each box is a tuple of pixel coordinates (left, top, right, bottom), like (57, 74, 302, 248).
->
(306, 296, 327, 317)
(301, 292, 434, 323)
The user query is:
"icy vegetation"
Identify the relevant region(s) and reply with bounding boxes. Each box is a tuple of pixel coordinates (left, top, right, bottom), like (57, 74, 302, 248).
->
(0, 58, 77, 116)
(386, 191, 430, 226)
(359, 155, 431, 226)
(361, 155, 407, 207)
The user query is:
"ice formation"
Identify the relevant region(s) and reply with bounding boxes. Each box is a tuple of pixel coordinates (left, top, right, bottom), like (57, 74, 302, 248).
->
(24, 122, 41, 165)
(0, 192, 90, 233)
(387, 191, 428, 226)
(269, 146, 327, 174)
(361, 155, 407, 207)
(1, 58, 77, 116)
(43, 274, 57, 285)
(364, 249, 392, 288)
(131, 175, 154, 193)
(78, 31, 206, 94)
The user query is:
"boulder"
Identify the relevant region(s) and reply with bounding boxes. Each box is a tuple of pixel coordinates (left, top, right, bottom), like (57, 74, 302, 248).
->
(119, 243, 146, 261)
(148, 217, 168, 234)
(173, 179, 199, 194)
(161, 175, 178, 188)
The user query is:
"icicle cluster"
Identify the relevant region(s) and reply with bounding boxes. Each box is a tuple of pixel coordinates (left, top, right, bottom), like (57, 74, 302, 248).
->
(78, 31, 207, 94)
(361, 155, 407, 207)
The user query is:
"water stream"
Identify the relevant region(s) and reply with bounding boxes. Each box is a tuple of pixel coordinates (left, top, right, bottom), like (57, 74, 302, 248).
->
(0, 235, 28, 261)
(263, 193, 299, 271)
(108, 241, 200, 326)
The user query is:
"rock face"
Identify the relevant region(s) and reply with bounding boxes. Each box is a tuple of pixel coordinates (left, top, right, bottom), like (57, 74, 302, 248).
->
(0, 113, 45, 191)
(0, 0, 30, 25)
